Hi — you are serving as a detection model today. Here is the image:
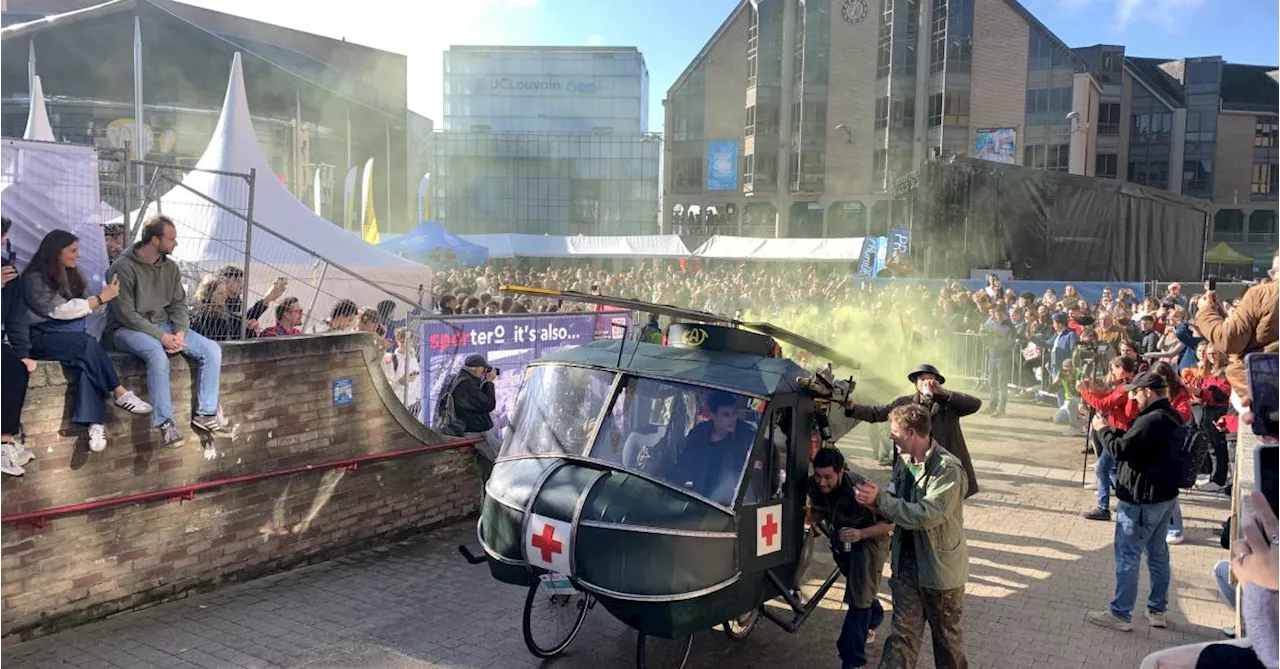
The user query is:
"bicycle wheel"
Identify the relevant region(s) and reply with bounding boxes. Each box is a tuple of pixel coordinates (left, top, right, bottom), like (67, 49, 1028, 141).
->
(521, 579, 590, 658)
(722, 607, 760, 641)
(635, 632, 693, 669)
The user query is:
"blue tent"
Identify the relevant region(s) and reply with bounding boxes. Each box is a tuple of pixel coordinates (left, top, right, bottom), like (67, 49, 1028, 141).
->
(378, 221, 489, 267)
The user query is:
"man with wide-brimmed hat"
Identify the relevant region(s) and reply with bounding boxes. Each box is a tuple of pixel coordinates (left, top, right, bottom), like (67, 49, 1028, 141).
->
(844, 363, 982, 498)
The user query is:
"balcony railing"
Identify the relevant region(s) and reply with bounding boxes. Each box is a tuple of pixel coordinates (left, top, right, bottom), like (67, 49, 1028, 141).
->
(1212, 231, 1278, 245)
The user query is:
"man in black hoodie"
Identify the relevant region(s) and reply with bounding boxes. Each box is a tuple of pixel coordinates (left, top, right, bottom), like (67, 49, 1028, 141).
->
(1, 217, 36, 475)
(1085, 371, 1185, 633)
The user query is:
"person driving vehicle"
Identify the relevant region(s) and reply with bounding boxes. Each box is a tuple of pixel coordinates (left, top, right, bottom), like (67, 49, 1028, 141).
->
(670, 392, 756, 501)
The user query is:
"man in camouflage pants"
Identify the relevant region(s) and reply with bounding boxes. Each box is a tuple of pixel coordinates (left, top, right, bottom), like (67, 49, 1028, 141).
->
(855, 403, 969, 669)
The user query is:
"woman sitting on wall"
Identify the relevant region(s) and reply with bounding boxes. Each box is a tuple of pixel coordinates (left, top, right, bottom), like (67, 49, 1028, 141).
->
(22, 229, 151, 452)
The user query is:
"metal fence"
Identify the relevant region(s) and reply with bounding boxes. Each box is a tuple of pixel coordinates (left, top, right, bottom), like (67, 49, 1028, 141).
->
(934, 332, 1052, 403)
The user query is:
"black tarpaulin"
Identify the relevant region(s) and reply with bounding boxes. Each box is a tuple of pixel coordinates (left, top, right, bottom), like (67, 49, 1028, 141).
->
(910, 159, 1210, 282)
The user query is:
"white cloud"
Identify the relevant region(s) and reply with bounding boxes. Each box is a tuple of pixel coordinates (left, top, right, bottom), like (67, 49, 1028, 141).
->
(586, 35, 605, 46)
(1108, 0, 1206, 32)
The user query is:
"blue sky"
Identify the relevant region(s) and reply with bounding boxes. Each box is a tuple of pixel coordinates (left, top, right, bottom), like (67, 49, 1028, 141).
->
(181, 0, 1278, 132)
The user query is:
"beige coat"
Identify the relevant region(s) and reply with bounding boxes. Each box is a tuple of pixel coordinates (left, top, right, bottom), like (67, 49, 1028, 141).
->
(1195, 281, 1279, 398)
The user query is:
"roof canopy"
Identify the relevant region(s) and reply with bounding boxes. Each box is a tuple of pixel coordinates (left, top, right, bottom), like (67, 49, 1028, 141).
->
(691, 235, 866, 262)
(379, 221, 489, 267)
(1204, 241, 1254, 264)
(459, 234, 691, 259)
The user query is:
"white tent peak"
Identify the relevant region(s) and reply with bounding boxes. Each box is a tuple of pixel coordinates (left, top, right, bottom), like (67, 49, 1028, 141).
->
(24, 75, 54, 142)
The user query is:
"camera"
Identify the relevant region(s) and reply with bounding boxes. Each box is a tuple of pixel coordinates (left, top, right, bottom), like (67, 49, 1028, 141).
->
(485, 365, 501, 378)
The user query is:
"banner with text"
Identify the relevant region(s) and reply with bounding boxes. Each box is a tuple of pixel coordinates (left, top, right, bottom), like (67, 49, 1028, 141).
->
(417, 311, 631, 432)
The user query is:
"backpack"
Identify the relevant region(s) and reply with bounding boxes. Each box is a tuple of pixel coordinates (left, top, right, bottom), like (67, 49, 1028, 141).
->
(432, 373, 467, 437)
(1176, 423, 1210, 489)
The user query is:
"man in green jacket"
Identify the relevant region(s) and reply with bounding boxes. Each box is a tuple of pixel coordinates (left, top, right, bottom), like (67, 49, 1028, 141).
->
(855, 402, 969, 669)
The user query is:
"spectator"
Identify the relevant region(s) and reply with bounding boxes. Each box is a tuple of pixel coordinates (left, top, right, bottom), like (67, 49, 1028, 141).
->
(1186, 342, 1231, 493)
(979, 306, 1016, 418)
(1138, 314, 1162, 354)
(23, 230, 152, 452)
(1149, 361, 1191, 545)
(1, 217, 35, 475)
(438, 295, 458, 315)
(314, 298, 358, 333)
(355, 307, 384, 336)
(853, 403, 969, 669)
(1086, 371, 1184, 634)
(440, 354, 500, 476)
(1078, 356, 1139, 521)
(190, 276, 248, 340)
(217, 265, 285, 339)
(106, 215, 226, 447)
(383, 327, 422, 416)
(259, 297, 303, 337)
(1195, 250, 1278, 401)
(102, 223, 125, 263)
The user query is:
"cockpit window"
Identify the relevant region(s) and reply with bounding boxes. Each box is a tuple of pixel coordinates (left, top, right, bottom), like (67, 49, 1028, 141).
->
(502, 364, 617, 457)
(588, 376, 764, 506)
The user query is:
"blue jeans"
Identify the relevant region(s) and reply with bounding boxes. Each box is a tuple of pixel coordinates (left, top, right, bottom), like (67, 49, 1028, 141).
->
(1214, 559, 1236, 609)
(839, 598, 885, 668)
(1094, 447, 1117, 510)
(986, 355, 1009, 411)
(1168, 502, 1184, 538)
(1111, 498, 1177, 622)
(113, 324, 221, 427)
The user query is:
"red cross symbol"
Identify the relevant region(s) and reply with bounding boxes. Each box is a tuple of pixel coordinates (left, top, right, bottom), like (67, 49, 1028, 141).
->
(761, 513, 779, 547)
(531, 523, 563, 563)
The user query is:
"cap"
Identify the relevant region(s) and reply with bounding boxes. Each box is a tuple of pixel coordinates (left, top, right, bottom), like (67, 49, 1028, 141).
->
(1124, 371, 1168, 392)
(464, 354, 487, 368)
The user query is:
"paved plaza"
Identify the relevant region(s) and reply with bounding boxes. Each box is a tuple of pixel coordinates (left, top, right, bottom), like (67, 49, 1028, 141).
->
(4, 403, 1234, 669)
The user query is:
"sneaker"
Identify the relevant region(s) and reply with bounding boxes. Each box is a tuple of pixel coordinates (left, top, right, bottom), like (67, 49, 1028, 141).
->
(88, 424, 107, 453)
(1, 444, 24, 476)
(1083, 481, 1096, 490)
(1146, 610, 1168, 628)
(1166, 532, 1184, 545)
(191, 413, 227, 434)
(4, 438, 33, 466)
(113, 391, 152, 415)
(1222, 625, 1235, 637)
(866, 628, 876, 644)
(159, 420, 184, 448)
(1082, 507, 1111, 521)
(1195, 481, 1227, 493)
(1085, 610, 1132, 632)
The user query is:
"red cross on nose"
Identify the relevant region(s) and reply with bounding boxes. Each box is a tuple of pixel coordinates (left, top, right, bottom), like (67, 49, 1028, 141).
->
(531, 523, 563, 563)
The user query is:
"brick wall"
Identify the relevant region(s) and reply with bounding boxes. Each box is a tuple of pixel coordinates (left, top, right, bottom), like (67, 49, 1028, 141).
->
(825, 5, 879, 197)
(970, 0, 1030, 143)
(0, 333, 481, 640)
(1213, 112, 1257, 204)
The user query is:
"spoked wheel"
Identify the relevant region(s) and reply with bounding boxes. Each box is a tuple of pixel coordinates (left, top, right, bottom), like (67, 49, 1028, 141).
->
(722, 607, 760, 641)
(521, 579, 591, 658)
(635, 632, 693, 669)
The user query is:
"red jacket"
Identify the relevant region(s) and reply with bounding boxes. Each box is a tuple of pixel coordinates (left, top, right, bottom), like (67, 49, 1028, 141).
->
(1199, 375, 1232, 407)
(1169, 388, 1192, 423)
(1080, 382, 1140, 430)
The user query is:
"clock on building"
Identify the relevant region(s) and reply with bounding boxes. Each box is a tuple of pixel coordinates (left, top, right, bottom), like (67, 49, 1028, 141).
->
(841, 0, 869, 25)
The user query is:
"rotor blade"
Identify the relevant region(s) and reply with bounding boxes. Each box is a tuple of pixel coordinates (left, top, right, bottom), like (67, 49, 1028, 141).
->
(499, 285, 736, 325)
(741, 321, 862, 371)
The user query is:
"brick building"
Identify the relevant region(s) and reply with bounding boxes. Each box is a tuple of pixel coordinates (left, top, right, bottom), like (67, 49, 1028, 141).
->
(664, 0, 1277, 273)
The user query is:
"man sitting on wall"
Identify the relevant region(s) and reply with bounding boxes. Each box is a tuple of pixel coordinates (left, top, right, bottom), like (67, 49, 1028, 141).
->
(106, 215, 226, 448)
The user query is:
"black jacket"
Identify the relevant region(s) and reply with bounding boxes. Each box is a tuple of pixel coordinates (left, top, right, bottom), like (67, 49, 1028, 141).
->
(451, 369, 496, 433)
(1097, 398, 1184, 505)
(1, 271, 31, 358)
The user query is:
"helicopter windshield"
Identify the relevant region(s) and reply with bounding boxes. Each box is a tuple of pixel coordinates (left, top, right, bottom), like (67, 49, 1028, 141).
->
(588, 376, 763, 507)
(502, 364, 617, 457)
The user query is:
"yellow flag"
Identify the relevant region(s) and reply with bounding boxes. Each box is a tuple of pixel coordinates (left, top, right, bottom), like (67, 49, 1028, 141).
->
(361, 157, 380, 244)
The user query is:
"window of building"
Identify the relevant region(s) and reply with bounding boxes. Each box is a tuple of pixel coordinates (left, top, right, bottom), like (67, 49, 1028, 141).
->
(927, 93, 943, 127)
(745, 105, 756, 136)
(794, 150, 825, 192)
(1182, 159, 1213, 196)
(1130, 112, 1172, 141)
(747, 4, 759, 86)
(946, 0, 973, 73)
(1096, 153, 1118, 179)
(1256, 119, 1278, 148)
(942, 92, 970, 127)
(891, 96, 916, 128)
(743, 153, 755, 185)
(876, 0, 894, 79)
(671, 157, 704, 192)
(753, 152, 777, 188)
(1024, 144, 1044, 169)
(1025, 89, 1049, 115)
(1028, 30, 1070, 69)
(873, 149, 888, 180)
(757, 104, 780, 136)
(1128, 160, 1169, 188)
(1097, 103, 1121, 135)
(875, 97, 890, 130)
(1101, 51, 1123, 73)
(929, 0, 948, 75)
(1024, 144, 1069, 171)
(1252, 163, 1278, 197)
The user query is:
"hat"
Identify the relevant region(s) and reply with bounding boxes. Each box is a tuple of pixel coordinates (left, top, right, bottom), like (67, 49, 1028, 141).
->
(907, 363, 946, 386)
(1124, 371, 1168, 392)
(464, 354, 487, 368)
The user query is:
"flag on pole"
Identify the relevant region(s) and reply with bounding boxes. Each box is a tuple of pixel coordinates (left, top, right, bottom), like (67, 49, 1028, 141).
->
(312, 166, 322, 216)
(417, 173, 431, 223)
(342, 165, 358, 232)
(361, 157, 380, 244)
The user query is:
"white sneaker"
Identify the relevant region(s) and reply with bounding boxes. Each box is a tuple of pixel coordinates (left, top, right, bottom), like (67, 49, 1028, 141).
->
(88, 424, 107, 453)
(1, 444, 25, 476)
(1166, 533, 1185, 545)
(114, 391, 152, 415)
(4, 438, 33, 466)
(1195, 481, 1227, 493)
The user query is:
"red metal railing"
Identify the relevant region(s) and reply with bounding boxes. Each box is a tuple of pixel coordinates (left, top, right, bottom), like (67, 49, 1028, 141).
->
(1, 438, 479, 527)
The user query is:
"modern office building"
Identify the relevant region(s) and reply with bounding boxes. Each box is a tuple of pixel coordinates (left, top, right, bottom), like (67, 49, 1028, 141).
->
(433, 46, 660, 235)
(1, 0, 422, 233)
(664, 0, 1277, 269)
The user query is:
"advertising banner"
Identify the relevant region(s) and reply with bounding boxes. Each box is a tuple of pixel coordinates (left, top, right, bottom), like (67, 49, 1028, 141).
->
(706, 140, 739, 191)
(417, 311, 631, 432)
(856, 237, 879, 277)
(888, 227, 911, 258)
(975, 128, 1017, 164)
(873, 236, 889, 277)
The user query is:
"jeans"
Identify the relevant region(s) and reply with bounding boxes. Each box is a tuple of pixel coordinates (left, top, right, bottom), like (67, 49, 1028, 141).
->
(1111, 498, 1177, 622)
(986, 355, 1009, 411)
(839, 598, 885, 668)
(113, 324, 221, 428)
(30, 329, 122, 425)
(1094, 446, 1117, 510)
(1, 344, 28, 435)
(1214, 559, 1236, 609)
(1168, 502, 1184, 538)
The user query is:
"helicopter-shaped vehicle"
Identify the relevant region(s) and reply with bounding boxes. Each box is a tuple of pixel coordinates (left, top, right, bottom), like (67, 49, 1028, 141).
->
(457, 286, 859, 668)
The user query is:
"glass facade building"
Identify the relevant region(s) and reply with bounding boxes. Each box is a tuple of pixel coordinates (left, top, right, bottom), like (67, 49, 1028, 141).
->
(435, 46, 659, 235)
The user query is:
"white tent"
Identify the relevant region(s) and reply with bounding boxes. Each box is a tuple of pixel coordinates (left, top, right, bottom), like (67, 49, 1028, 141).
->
(692, 235, 866, 262)
(124, 53, 431, 322)
(23, 75, 54, 142)
(459, 234, 690, 259)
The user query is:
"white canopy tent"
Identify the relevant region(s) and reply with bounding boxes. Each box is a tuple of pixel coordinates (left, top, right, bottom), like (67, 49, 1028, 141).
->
(691, 235, 866, 262)
(459, 234, 690, 259)
(23, 75, 54, 142)
(122, 53, 431, 323)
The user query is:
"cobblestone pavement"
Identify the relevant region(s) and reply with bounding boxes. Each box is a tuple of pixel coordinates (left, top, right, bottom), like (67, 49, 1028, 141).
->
(4, 404, 1235, 669)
